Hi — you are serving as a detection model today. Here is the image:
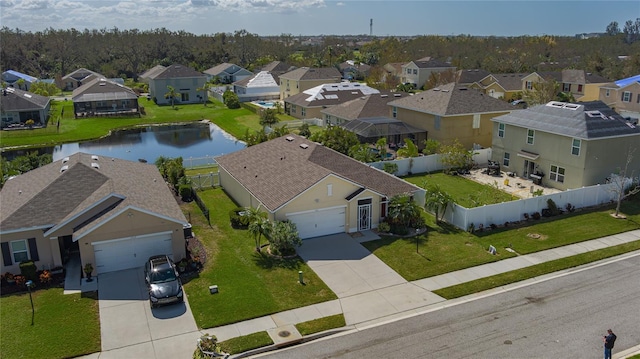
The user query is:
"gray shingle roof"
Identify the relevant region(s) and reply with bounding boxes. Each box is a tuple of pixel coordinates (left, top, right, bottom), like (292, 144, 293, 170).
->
(216, 134, 421, 212)
(72, 78, 138, 102)
(387, 82, 514, 116)
(260, 61, 295, 73)
(0, 87, 50, 111)
(150, 64, 204, 79)
(0, 153, 187, 233)
(279, 67, 342, 81)
(491, 101, 640, 140)
(140, 65, 166, 80)
(321, 92, 408, 120)
(456, 69, 491, 84)
(62, 68, 103, 81)
(411, 57, 453, 69)
(487, 73, 529, 91)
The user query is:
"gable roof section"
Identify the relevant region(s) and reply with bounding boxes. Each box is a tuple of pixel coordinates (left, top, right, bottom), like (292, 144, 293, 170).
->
(62, 68, 103, 81)
(285, 82, 380, 107)
(0, 153, 188, 234)
(456, 69, 491, 84)
(613, 74, 640, 89)
(139, 65, 166, 80)
(0, 87, 50, 111)
(491, 101, 640, 140)
(321, 92, 408, 120)
(261, 61, 295, 73)
(388, 82, 513, 116)
(216, 134, 420, 212)
(408, 57, 453, 69)
(72, 78, 138, 102)
(234, 71, 278, 88)
(150, 64, 204, 79)
(488, 73, 529, 91)
(279, 67, 342, 81)
(2, 70, 38, 83)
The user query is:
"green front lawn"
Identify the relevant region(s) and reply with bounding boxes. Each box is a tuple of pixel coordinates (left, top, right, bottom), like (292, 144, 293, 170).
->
(404, 172, 518, 207)
(363, 198, 640, 281)
(0, 289, 100, 359)
(182, 188, 337, 329)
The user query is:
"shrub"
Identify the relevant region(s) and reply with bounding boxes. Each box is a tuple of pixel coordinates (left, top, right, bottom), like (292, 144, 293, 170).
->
(504, 221, 509, 227)
(382, 162, 399, 175)
(545, 198, 562, 216)
(229, 207, 250, 228)
(490, 223, 497, 230)
(467, 223, 475, 233)
(39, 270, 52, 285)
(179, 184, 193, 201)
(14, 275, 26, 287)
(19, 261, 37, 282)
(523, 213, 530, 220)
(532, 212, 541, 220)
(565, 203, 576, 213)
(377, 222, 391, 233)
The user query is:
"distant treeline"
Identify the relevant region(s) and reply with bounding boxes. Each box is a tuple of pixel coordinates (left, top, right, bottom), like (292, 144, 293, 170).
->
(1, 25, 639, 83)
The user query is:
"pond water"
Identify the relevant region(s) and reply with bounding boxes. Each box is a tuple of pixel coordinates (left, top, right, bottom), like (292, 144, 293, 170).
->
(2, 122, 246, 166)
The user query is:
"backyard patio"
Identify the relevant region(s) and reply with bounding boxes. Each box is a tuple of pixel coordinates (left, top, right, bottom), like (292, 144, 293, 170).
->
(462, 168, 561, 199)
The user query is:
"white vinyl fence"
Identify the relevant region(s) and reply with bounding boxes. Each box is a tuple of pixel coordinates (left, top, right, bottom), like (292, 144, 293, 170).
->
(368, 148, 492, 176)
(189, 172, 219, 189)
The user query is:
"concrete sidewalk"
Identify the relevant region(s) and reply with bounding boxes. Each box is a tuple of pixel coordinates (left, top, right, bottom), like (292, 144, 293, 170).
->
(205, 229, 640, 346)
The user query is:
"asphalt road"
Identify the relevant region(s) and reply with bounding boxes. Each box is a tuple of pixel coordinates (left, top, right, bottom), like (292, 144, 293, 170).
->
(255, 254, 640, 359)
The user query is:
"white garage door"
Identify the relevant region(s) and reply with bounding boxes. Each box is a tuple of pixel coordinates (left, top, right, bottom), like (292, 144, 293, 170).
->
(93, 232, 173, 274)
(287, 207, 346, 239)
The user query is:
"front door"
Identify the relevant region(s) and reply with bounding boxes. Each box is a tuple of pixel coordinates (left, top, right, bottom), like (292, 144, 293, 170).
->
(358, 199, 372, 231)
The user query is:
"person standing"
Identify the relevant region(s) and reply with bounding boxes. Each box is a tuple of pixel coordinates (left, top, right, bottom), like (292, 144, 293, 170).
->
(603, 329, 617, 359)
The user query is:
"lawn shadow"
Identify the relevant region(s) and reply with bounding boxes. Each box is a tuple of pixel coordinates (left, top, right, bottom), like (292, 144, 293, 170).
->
(252, 251, 304, 270)
(401, 235, 431, 261)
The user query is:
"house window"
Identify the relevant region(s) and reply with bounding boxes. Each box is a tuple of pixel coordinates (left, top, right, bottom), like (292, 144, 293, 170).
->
(181, 93, 189, 102)
(392, 106, 397, 118)
(498, 123, 505, 138)
(571, 138, 581, 156)
(622, 91, 631, 102)
(525, 81, 532, 90)
(327, 184, 333, 196)
(550, 165, 565, 183)
(503, 152, 510, 167)
(10, 239, 29, 263)
(472, 114, 480, 129)
(563, 83, 571, 92)
(407, 69, 411, 74)
(577, 84, 583, 92)
(605, 89, 610, 97)
(413, 69, 417, 75)
(291, 105, 296, 114)
(527, 129, 535, 145)
(434, 115, 441, 130)
(301, 108, 306, 117)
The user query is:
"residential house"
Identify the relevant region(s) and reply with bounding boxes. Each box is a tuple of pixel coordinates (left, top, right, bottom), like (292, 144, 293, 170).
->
(59, 68, 104, 91)
(284, 82, 380, 120)
(599, 74, 640, 120)
(2, 70, 38, 91)
(341, 117, 427, 151)
(233, 71, 280, 102)
(204, 63, 252, 84)
(490, 101, 640, 191)
(521, 70, 610, 101)
(456, 69, 491, 86)
(0, 87, 51, 129)
(147, 64, 207, 105)
(387, 82, 514, 149)
(72, 78, 140, 117)
(279, 67, 342, 100)
(0, 153, 188, 276)
(216, 134, 425, 239)
(338, 60, 371, 81)
(139, 65, 166, 83)
(470, 73, 529, 101)
(383, 62, 404, 82)
(400, 57, 456, 90)
(322, 91, 409, 126)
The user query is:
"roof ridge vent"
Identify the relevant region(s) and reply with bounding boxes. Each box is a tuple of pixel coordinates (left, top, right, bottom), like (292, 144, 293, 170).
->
(433, 88, 440, 91)
(91, 162, 100, 169)
(62, 157, 69, 164)
(299, 143, 309, 149)
(380, 94, 388, 98)
(394, 93, 401, 97)
(60, 165, 68, 173)
(91, 155, 99, 161)
(285, 136, 295, 142)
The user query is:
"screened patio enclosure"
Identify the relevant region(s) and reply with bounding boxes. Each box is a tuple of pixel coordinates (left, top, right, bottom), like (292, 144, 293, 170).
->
(341, 116, 427, 150)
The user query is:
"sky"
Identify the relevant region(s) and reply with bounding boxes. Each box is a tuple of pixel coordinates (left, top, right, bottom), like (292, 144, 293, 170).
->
(0, 0, 638, 37)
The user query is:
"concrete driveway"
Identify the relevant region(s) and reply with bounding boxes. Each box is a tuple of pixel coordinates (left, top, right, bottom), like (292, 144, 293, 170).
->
(97, 268, 201, 359)
(297, 233, 407, 298)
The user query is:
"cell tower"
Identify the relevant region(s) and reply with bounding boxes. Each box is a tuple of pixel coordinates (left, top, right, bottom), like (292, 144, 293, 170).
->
(370, 19, 373, 36)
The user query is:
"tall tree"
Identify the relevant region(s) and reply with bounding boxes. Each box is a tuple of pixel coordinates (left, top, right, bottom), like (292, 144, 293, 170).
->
(424, 184, 454, 223)
(609, 147, 640, 218)
(164, 85, 177, 108)
(606, 21, 621, 36)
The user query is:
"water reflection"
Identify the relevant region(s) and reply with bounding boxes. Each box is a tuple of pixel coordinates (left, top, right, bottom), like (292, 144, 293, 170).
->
(3, 122, 245, 164)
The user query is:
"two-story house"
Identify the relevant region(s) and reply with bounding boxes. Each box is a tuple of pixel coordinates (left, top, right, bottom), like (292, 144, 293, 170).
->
(400, 57, 456, 90)
(146, 64, 207, 105)
(279, 67, 342, 100)
(520, 70, 610, 101)
(387, 82, 513, 149)
(204, 63, 252, 84)
(599, 74, 640, 120)
(490, 101, 640, 191)
(470, 73, 528, 101)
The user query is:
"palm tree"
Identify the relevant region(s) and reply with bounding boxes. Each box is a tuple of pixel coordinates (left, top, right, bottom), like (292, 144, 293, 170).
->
(387, 194, 421, 230)
(376, 137, 387, 160)
(246, 207, 269, 252)
(424, 184, 454, 222)
(164, 85, 177, 108)
(396, 138, 419, 174)
(196, 82, 212, 106)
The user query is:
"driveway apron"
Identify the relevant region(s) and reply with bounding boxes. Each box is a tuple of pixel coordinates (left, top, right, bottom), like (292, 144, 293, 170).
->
(297, 233, 407, 298)
(98, 268, 199, 358)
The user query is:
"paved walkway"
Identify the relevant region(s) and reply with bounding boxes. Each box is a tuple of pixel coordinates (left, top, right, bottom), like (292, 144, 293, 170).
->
(205, 229, 640, 347)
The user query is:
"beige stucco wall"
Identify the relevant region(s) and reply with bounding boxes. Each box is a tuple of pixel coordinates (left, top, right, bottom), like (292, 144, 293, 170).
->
(288, 104, 323, 120)
(0, 229, 60, 274)
(397, 108, 509, 149)
(77, 209, 186, 273)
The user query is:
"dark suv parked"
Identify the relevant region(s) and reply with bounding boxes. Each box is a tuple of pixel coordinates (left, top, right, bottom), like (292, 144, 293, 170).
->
(144, 255, 184, 308)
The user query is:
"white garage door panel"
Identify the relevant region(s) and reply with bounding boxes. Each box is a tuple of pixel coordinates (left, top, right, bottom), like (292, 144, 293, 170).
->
(288, 207, 345, 239)
(93, 233, 173, 274)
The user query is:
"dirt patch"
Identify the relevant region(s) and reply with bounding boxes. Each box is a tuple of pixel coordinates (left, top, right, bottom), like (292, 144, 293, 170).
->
(527, 233, 548, 240)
